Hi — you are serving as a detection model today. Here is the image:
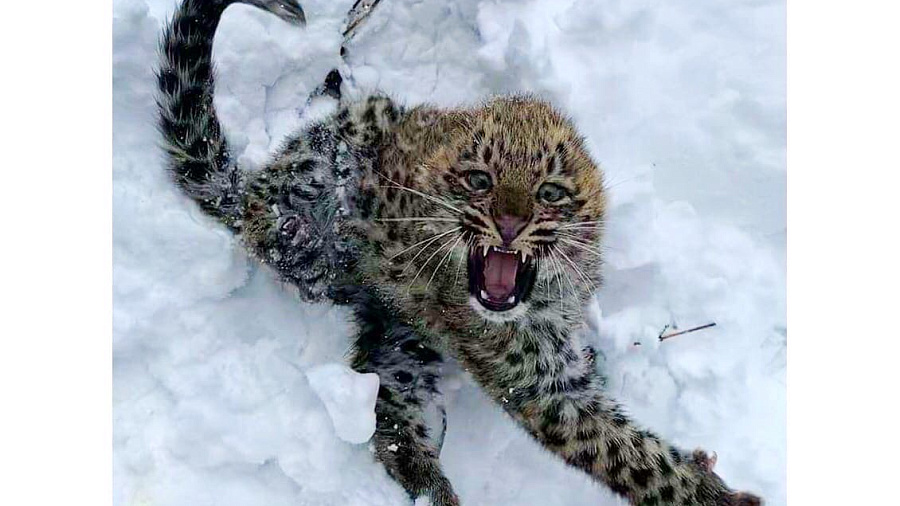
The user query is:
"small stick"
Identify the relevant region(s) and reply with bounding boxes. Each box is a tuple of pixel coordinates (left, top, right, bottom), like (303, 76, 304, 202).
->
(343, 0, 383, 48)
(656, 324, 670, 341)
(659, 322, 717, 342)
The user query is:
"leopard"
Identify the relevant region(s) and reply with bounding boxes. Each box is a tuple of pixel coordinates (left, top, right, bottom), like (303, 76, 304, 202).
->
(155, 1, 763, 504)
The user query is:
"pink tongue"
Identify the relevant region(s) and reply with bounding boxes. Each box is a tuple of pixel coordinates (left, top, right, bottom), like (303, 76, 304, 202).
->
(483, 250, 519, 299)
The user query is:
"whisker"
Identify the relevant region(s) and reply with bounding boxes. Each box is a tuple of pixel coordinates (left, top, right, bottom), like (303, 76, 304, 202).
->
(374, 171, 463, 215)
(555, 234, 600, 246)
(556, 228, 599, 236)
(556, 232, 605, 251)
(547, 250, 565, 301)
(557, 231, 621, 253)
(400, 230, 462, 275)
(603, 174, 643, 192)
(556, 230, 601, 242)
(557, 237, 603, 257)
(554, 245, 597, 291)
(559, 223, 604, 231)
(455, 235, 473, 285)
(426, 234, 463, 290)
(557, 255, 574, 301)
(551, 249, 579, 300)
(538, 256, 551, 290)
(559, 220, 604, 227)
(407, 234, 460, 292)
(539, 256, 555, 296)
(379, 184, 464, 215)
(564, 220, 605, 225)
(401, 235, 449, 275)
(378, 217, 458, 223)
(389, 227, 460, 261)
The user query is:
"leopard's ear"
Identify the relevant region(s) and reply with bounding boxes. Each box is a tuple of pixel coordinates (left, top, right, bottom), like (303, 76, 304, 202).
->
(336, 94, 403, 150)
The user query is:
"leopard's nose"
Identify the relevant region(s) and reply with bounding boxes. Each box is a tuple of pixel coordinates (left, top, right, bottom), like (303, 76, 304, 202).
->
(495, 215, 528, 245)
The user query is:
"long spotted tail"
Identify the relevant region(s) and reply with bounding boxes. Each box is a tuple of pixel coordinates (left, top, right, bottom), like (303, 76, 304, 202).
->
(156, 0, 305, 225)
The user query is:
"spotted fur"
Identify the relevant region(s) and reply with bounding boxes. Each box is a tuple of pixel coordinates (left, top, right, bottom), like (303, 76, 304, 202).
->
(156, 1, 762, 505)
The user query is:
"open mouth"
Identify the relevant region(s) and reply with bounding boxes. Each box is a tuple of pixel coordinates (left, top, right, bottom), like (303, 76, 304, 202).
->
(467, 246, 537, 312)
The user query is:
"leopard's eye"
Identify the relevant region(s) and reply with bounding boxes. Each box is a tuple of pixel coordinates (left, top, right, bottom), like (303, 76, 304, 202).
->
(466, 171, 493, 192)
(537, 182, 569, 204)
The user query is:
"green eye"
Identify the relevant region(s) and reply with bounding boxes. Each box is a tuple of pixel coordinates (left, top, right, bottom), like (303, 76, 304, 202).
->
(537, 182, 569, 203)
(466, 171, 492, 192)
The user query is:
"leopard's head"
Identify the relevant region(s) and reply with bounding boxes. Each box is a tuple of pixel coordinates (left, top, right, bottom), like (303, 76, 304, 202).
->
(380, 96, 606, 324)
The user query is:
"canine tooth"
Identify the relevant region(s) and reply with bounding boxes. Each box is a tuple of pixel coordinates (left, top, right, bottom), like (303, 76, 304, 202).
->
(480, 290, 489, 299)
(520, 251, 528, 263)
(483, 245, 490, 257)
(507, 295, 516, 303)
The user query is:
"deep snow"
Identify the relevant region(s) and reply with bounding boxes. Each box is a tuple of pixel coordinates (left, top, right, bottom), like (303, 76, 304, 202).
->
(113, 0, 786, 505)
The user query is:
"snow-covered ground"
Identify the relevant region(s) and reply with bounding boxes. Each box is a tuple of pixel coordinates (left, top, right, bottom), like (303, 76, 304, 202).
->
(113, 0, 785, 504)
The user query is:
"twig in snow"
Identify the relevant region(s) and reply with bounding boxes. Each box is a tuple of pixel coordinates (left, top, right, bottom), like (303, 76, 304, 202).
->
(656, 324, 670, 341)
(342, 0, 383, 50)
(658, 322, 717, 342)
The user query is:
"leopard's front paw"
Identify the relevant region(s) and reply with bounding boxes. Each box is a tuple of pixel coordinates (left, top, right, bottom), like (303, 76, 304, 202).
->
(414, 487, 460, 506)
(412, 478, 459, 506)
(692, 448, 718, 473)
(690, 449, 763, 506)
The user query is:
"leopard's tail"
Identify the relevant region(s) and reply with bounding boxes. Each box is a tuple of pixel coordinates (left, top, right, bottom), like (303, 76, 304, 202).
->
(156, 0, 305, 226)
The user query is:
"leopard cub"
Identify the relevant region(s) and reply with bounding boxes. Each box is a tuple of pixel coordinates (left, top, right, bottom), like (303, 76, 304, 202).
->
(156, 1, 762, 504)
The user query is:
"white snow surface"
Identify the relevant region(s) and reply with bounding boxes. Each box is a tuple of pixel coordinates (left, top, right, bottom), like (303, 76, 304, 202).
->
(306, 364, 380, 444)
(113, 0, 786, 505)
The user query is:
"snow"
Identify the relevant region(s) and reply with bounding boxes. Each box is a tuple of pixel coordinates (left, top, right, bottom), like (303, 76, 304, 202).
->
(306, 364, 380, 444)
(113, 0, 785, 505)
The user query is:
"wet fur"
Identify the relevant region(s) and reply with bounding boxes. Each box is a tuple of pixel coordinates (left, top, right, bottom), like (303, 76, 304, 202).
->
(156, 1, 762, 505)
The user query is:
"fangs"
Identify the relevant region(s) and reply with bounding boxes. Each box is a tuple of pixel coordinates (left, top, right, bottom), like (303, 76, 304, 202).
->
(469, 245, 536, 315)
(481, 245, 529, 262)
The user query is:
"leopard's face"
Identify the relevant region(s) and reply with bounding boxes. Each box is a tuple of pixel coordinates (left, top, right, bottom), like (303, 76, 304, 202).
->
(379, 97, 606, 324)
